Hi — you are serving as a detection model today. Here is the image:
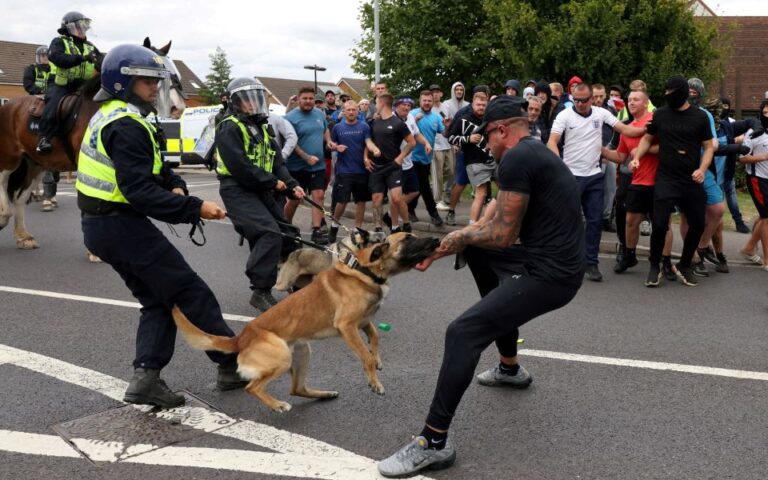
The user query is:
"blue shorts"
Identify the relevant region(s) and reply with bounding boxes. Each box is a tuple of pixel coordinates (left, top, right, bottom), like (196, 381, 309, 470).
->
(703, 170, 724, 205)
(455, 152, 469, 186)
(401, 167, 419, 194)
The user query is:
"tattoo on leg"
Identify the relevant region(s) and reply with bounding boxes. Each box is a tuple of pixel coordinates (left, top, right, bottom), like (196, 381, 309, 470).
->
(372, 204, 383, 228)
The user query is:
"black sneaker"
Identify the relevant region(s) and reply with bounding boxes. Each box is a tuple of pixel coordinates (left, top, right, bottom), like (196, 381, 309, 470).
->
(615, 244, 626, 265)
(645, 263, 662, 287)
(674, 264, 698, 286)
(614, 251, 637, 273)
(36, 136, 53, 155)
(390, 226, 402, 234)
(735, 221, 751, 234)
(715, 253, 730, 273)
(123, 368, 185, 408)
(445, 211, 456, 226)
(250, 288, 278, 312)
(328, 226, 339, 244)
(698, 247, 719, 266)
(430, 213, 444, 226)
(662, 261, 677, 281)
(382, 212, 392, 230)
(311, 229, 329, 245)
(408, 210, 420, 223)
(692, 260, 709, 277)
(402, 223, 412, 233)
(216, 364, 249, 391)
(585, 264, 603, 282)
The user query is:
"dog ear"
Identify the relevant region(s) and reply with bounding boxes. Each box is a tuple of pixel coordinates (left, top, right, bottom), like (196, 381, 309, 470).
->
(368, 242, 390, 262)
(357, 228, 371, 245)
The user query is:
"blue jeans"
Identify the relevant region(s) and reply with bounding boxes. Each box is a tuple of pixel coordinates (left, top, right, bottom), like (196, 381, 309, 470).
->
(575, 173, 605, 265)
(722, 178, 743, 224)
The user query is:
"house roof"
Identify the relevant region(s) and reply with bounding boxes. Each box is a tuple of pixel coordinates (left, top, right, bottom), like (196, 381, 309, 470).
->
(339, 77, 372, 99)
(689, 0, 717, 17)
(256, 76, 338, 106)
(0, 39, 204, 96)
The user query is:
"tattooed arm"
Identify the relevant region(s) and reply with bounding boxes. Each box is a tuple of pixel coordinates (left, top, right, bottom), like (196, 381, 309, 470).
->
(440, 190, 529, 254)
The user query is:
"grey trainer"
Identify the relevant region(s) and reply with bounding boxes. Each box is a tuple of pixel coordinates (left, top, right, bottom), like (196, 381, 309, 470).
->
(378, 436, 456, 478)
(476, 364, 533, 388)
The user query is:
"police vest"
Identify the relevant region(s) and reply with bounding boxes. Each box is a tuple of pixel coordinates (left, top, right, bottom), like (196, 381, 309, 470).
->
(50, 35, 97, 87)
(76, 99, 162, 204)
(33, 65, 55, 93)
(215, 116, 275, 177)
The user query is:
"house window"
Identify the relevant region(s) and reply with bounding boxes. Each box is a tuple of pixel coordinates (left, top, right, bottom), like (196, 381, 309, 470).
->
(190, 81, 200, 89)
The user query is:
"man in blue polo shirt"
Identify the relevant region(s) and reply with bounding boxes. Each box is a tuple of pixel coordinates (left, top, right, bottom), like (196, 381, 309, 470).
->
(284, 86, 335, 244)
(411, 90, 445, 225)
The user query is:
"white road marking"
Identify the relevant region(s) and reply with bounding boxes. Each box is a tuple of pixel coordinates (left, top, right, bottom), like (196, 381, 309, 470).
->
(519, 349, 768, 382)
(0, 343, 431, 479)
(0, 285, 253, 323)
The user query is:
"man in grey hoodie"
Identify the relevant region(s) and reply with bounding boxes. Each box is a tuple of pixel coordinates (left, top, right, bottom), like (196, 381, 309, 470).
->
(442, 82, 469, 120)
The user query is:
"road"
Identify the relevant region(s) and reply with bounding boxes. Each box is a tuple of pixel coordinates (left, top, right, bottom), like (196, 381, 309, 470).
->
(1, 170, 766, 479)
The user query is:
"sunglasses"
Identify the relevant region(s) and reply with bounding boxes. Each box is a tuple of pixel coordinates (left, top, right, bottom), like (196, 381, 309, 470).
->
(573, 97, 592, 104)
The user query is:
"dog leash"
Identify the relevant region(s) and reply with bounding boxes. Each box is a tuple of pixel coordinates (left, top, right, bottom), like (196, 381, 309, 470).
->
(224, 212, 332, 253)
(301, 196, 356, 236)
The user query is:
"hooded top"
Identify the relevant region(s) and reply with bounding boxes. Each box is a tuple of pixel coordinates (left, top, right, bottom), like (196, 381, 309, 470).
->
(504, 79, 521, 96)
(442, 81, 469, 119)
(567, 75, 583, 93)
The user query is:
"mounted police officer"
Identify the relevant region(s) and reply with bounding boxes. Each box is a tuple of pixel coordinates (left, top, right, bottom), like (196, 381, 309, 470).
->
(215, 77, 305, 312)
(77, 44, 247, 408)
(37, 11, 101, 155)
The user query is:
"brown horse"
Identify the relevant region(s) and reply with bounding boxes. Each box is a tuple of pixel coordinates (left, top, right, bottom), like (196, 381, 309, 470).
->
(0, 39, 185, 249)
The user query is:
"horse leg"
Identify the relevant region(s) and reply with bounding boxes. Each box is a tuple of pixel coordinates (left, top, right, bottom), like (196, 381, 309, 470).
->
(13, 164, 42, 249)
(0, 170, 11, 231)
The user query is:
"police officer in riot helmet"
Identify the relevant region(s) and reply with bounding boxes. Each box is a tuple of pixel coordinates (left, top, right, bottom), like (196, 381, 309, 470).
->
(77, 44, 248, 408)
(214, 77, 305, 312)
(37, 11, 101, 155)
(23, 46, 53, 95)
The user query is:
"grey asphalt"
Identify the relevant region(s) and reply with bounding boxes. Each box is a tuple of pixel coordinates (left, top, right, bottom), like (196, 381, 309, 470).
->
(1, 169, 766, 479)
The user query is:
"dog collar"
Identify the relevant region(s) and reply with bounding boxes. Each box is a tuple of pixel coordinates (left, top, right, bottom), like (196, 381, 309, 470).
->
(339, 250, 387, 285)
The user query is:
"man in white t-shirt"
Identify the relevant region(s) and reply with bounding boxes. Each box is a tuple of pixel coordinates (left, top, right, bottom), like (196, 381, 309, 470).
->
(739, 104, 768, 270)
(547, 82, 644, 282)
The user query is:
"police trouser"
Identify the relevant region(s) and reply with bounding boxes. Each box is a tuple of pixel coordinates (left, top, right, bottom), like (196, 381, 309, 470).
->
(219, 180, 297, 290)
(42, 170, 60, 199)
(82, 213, 239, 370)
(40, 84, 72, 138)
(425, 247, 581, 431)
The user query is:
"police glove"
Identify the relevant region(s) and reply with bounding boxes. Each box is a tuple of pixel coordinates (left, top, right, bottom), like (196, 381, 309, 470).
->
(738, 144, 751, 155)
(750, 128, 765, 140)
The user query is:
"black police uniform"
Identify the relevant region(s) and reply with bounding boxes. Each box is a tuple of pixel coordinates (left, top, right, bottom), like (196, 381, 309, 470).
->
(215, 115, 300, 293)
(22, 64, 53, 95)
(79, 116, 240, 371)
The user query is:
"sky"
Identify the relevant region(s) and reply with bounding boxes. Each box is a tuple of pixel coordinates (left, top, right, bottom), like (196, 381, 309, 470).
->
(3, 0, 767, 84)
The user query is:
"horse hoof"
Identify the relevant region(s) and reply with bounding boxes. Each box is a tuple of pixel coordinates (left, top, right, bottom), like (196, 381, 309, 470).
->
(16, 239, 39, 250)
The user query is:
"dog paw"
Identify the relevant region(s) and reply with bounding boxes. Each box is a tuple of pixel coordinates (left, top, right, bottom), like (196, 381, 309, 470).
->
(370, 382, 385, 395)
(376, 359, 383, 371)
(272, 401, 292, 413)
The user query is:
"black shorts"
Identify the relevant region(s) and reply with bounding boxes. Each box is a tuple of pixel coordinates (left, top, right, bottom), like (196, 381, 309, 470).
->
(401, 167, 419, 194)
(747, 175, 768, 219)
(625, 184, 655, 215)
(369, 162, 403, 194)
(290, 169, 326, 193)
(333, 173, 371, 203)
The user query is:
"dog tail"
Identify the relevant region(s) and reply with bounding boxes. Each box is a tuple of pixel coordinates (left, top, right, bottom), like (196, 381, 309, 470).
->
(171, 305, 239, 354)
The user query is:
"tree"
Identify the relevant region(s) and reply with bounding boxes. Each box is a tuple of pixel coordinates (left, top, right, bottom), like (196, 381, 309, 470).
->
(352, 0, 731, 101)
(199, 46, 233, 105)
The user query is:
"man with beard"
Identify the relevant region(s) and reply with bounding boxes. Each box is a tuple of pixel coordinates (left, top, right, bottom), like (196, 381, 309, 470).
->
(632, 76, 715, 287)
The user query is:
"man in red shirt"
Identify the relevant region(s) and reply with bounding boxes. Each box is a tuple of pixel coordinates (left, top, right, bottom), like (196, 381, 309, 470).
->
(603, 90, 674, 277)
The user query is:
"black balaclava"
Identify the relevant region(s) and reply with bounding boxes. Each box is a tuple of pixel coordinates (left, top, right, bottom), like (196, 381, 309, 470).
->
(720, 97, 731, 120)
(665, 76, 688, 110)
(759, 100, 768, 129)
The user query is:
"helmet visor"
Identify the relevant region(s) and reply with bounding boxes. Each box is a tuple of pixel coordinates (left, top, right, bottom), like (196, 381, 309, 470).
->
(232, 85, 268, 116)
(36, 50, 48, 64)
(66, 18, 91, 37)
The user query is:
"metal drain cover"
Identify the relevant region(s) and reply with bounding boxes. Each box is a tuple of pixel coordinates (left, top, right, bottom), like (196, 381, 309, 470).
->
(52, 390, 238, 463)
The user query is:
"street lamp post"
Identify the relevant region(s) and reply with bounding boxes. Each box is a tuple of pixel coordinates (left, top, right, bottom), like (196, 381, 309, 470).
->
(304, 64, 327, 95)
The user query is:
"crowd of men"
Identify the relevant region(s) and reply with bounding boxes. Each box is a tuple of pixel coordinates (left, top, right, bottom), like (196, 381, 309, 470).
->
(260, 75, 768, 287)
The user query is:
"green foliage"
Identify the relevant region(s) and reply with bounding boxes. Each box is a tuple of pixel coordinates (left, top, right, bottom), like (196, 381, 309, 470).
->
(352, 0, 731, 101)
(198, 47, 233, 105)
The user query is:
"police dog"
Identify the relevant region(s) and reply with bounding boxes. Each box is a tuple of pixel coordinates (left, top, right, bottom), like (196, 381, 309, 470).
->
(274, 228, 374, 291)
(172, 232, 439, 412)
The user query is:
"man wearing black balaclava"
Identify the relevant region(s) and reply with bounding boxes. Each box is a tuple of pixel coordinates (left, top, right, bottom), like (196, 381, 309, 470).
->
(630, 75, 715, 287)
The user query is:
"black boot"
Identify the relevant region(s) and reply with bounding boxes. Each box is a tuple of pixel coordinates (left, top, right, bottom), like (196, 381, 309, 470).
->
(36, 136, 53, 155)
(614, 244, 626, 273)
(123, 368, 185, 408)
(614, 249, 638, 273)
(216, 364, 249, 391)
(328, 225, 339, 244)
(250, 288, 278, 312)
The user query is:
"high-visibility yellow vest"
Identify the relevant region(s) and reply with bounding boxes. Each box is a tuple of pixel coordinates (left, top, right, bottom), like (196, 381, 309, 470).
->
(76, 99, 162, 204)
(215, 116, 275, 177)
(50, 35, 97, 87)
(33, 65, 55, 93)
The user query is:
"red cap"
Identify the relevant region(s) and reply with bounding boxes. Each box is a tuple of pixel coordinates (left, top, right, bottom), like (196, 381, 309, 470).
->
(567, 75, 583, 91)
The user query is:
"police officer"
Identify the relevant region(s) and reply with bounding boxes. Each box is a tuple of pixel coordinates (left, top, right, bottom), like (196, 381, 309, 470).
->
(37, 11, 101, 155)
(77, 44, 246, 408)
(215, 77, 305, 311)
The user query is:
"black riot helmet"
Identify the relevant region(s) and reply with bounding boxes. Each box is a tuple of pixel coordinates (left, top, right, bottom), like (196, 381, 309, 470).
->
(226, 77, 268, 122)
(58, 11, 92, 37)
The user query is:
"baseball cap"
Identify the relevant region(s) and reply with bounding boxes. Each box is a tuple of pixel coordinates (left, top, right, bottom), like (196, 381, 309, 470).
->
(429, 84, 442, 92)
(394, 95, 415, 107)
(475, 96, 528, 134)
(339, 93, 351, 100)
(315, 93, 325, 102)
(325, 89, 336, 96)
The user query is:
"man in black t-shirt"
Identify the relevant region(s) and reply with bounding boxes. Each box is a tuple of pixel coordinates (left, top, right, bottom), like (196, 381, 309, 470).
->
(366, 93, 415, 234)
(378, 96, 585, 478)
(632, 75, 714, 287)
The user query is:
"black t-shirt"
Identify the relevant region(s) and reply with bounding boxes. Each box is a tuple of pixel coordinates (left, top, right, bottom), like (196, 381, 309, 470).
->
(370, 115, 410, 165)
(496, 137, 585, 286)
(646, 105, 713, 195)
